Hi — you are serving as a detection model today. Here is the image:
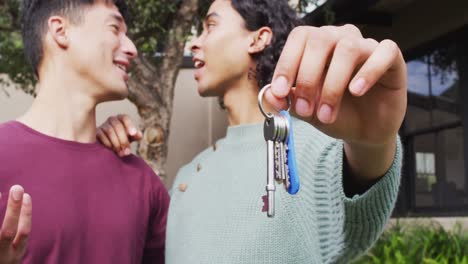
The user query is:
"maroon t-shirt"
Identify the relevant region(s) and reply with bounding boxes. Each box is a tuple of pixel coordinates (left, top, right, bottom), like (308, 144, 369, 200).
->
(0, 121, 169, 264)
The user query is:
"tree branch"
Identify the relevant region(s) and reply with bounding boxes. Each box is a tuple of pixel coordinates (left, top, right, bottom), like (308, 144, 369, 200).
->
(0, 25, 13, 32)
(128, 55, 160, 107)
(159, 0, 199, 106)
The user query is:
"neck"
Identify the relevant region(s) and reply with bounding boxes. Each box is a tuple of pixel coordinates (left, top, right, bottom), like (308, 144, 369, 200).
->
(222, 78, 276, 127)
(18, 70, 98, 143)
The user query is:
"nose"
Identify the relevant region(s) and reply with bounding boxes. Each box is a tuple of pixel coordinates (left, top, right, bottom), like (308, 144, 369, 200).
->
(189, 34, 202, 54)
(122, 35, 138, 59)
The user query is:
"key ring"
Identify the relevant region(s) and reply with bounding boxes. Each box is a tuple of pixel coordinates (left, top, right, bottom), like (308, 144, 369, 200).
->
(258, 84, 292, 119)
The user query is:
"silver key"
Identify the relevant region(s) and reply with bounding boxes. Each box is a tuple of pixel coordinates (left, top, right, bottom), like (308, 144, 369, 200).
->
(275, 115, 289, 181)
(276, 116, 286, 181)
(263, 116, 278, 217)
(258, 83, 294, 217)
(274, 115, 290, 190)
(280, 115, 289, 190)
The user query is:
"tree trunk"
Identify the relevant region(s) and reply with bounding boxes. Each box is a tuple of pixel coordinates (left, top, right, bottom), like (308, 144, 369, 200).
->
(127, 0, 199, 186)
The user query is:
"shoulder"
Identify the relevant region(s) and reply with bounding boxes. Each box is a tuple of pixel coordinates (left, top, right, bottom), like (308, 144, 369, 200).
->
(177, 145, 214, 174)
(121, 154, 169, 199)
(0, 121, 20, 140)
(121, 154, 162, 183)
(0, 121, 30, 153)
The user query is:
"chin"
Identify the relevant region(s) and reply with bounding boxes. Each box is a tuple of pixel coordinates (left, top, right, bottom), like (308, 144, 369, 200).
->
(114, 87, 129, 100)
(99, 85, 129, 102)
(197, 83, 223, 98)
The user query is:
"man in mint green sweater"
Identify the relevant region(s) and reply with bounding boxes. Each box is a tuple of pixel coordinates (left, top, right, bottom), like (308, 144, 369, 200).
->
(98, 0, 407, 263)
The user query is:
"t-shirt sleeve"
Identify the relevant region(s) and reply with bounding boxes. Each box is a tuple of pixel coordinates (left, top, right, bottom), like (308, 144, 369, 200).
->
(142, 171, 170, 264)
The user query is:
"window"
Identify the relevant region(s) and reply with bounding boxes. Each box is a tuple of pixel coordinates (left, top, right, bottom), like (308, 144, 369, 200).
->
(399, 29, 468, 216)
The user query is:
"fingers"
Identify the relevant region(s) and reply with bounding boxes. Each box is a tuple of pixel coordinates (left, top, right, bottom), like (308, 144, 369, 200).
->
(13, 193, 32, 250)
(318, 38, 377, 123)
(349, 39, 403, 96)
(0, 185, 24, 247)
(97, 129, 113, 149)
(271, 24, 402, 125)
(264, 89, 288, 111)
(293, 29, 335, 116)
(97, 115, 143, 157)
(100, 122, 123, 154)
(269, 26, 308, 109)
(270, 25, 364, 116)
(108, 116, 131, 155)
(117, 115, 143, 141)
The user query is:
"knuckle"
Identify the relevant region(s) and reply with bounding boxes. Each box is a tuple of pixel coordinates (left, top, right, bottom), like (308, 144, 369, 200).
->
(16, 230, 30, 241)
(22, 209, 32, 219)
(0, 229, 15, 242)
(323, 89, 342, 104)
(305, 26, 319, 36)
(337, 38, 359, 54)
(296, 77, 317, 91)
(102, 125, 113, 134)
(118, 114, 130, 123)
(365, 38, 379, 46)
(109, 117, 120, 126)
(291, 26, 307, 37)
(342, 24, 362, 36)
(311, 29, 333, 45)
(319, 25, 336, 34)
(123, 116, 132, 125)
(381, 39, 399, 55)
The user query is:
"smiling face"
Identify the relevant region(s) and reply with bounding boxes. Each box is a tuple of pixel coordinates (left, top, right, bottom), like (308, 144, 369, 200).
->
(190, 0, 254, 97)
(64, 1, 137, 101)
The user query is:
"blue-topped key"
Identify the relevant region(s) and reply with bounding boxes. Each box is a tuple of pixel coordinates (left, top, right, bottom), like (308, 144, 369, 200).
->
(280, 110, 300, 194)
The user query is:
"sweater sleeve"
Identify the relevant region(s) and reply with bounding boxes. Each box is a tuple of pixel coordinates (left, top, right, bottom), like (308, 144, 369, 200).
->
(286, 120, 402, 263)
(335, 137, 402, 263)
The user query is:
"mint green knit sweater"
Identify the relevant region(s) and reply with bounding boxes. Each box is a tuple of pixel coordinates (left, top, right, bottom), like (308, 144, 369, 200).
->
(166, 118, 402, 264)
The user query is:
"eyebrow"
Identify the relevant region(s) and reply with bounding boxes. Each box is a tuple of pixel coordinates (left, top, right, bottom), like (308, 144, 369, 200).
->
(109, 13, 127, 32)
(204, 12, 220, 22)
(110, 13, 124, 23)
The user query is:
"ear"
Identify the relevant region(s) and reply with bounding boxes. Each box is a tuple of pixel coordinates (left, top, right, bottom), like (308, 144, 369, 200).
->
(47, 16, 69, 49)
(248, 27, 273, 55)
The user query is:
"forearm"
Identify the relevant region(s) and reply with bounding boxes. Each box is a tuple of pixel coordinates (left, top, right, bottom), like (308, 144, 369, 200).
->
(343, 137, 397, 195)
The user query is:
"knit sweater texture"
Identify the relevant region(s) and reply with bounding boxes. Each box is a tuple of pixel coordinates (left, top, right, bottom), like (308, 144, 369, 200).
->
(166, 117, 402, 264)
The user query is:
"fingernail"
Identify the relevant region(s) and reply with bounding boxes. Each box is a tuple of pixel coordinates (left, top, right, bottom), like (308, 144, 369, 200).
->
(350, 78, 367, 95)
(11, 186, 23, 201)
(318, 104, 333, 123)
(295, 97, 312, 116)
(124, 148, 131, 156)
(272, 76, 288, 95)
(129, 127, 137, 136)
(23, 194, 31, 205)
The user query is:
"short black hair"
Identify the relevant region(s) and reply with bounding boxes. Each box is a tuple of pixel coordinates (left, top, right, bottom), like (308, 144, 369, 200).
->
(21, 0, 129, 77)
(230, 0, 300, 89)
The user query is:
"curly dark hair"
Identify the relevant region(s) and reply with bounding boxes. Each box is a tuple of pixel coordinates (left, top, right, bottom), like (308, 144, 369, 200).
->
(231, 0, 299, 89)
(21, 0, 129, 78)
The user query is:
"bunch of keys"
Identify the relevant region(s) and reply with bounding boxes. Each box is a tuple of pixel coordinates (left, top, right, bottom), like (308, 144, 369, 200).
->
(258, 84, 300, 218)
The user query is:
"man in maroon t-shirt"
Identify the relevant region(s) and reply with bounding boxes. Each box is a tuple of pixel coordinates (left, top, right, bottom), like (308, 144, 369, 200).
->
(0, 0, 169, 263)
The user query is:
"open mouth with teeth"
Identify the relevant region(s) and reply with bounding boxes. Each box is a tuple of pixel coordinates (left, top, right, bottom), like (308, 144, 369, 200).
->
(194, 60, 205, 69)
(114, 63, 127, 72)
